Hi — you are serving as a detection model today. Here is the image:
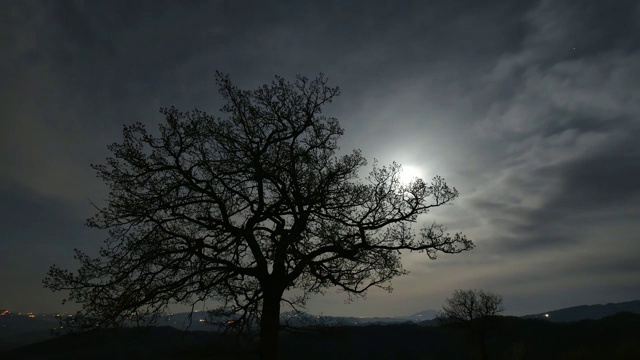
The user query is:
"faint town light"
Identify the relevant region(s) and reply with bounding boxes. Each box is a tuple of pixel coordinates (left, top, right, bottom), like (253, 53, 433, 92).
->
(544, 313, 549, 318)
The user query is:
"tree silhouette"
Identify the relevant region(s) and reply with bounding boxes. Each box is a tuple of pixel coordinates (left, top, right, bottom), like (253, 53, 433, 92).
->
(44, 72, 473, 360)
(438, 289, 504, 360)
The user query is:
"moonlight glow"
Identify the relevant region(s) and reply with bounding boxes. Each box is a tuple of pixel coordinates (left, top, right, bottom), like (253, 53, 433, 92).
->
(398, 164, 425, 184)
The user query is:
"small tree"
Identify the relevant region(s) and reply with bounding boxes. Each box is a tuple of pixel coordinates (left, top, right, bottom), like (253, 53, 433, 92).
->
(438, 289, 504, 360)
(438, 289, 504, 323)
(44, 72, 473, 360)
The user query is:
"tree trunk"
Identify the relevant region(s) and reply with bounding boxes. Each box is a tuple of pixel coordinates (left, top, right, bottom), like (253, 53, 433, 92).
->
(259, 290, 281, 360)
(479, 332, 488, 360)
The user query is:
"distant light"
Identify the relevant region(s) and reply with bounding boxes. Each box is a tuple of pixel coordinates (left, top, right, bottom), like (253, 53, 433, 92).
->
(544, 314, 549, 318)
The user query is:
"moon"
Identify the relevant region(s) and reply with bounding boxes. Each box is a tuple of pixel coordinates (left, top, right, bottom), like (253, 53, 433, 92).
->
(398, 164, 425, 184)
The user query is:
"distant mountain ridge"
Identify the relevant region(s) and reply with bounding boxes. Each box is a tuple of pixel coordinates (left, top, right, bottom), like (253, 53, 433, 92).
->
(522, 300, 640, 322)
(290, 309, 440, 326)
(2, 299, 639, 350)
(4, 312, 640, 360)
(161, 299, 640, 328)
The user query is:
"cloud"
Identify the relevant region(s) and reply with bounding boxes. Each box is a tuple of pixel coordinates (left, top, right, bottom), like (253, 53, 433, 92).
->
(458, 0, 640, 257)
(0, 64, 100, 206)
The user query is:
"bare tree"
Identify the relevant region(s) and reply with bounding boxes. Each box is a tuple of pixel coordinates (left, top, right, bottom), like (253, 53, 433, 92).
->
(438, 289, 504, 360)
(438, 289, 504, 323)
(44, 72, 473, 360)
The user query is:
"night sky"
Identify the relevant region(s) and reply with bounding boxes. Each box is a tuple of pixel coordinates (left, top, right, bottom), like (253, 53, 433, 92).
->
(2, 0, 639, 317)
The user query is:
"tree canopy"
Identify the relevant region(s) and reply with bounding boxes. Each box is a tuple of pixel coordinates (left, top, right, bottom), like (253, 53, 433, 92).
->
(44, 72, 473, 359)
(438, 289, 504, 324)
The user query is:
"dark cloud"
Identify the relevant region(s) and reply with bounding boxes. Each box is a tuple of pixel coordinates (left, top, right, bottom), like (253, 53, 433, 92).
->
(552, 134, 640, 207)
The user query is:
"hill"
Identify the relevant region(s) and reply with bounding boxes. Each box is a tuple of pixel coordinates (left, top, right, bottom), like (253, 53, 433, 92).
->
(2, 299, 639, 355)
(2, 313, 639, 359)
(0, 326, 226, 360)
(522, 299, 640, 322)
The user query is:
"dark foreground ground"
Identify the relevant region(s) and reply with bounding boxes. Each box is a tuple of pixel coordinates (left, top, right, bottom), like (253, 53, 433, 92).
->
(1, 313, 639, 360)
